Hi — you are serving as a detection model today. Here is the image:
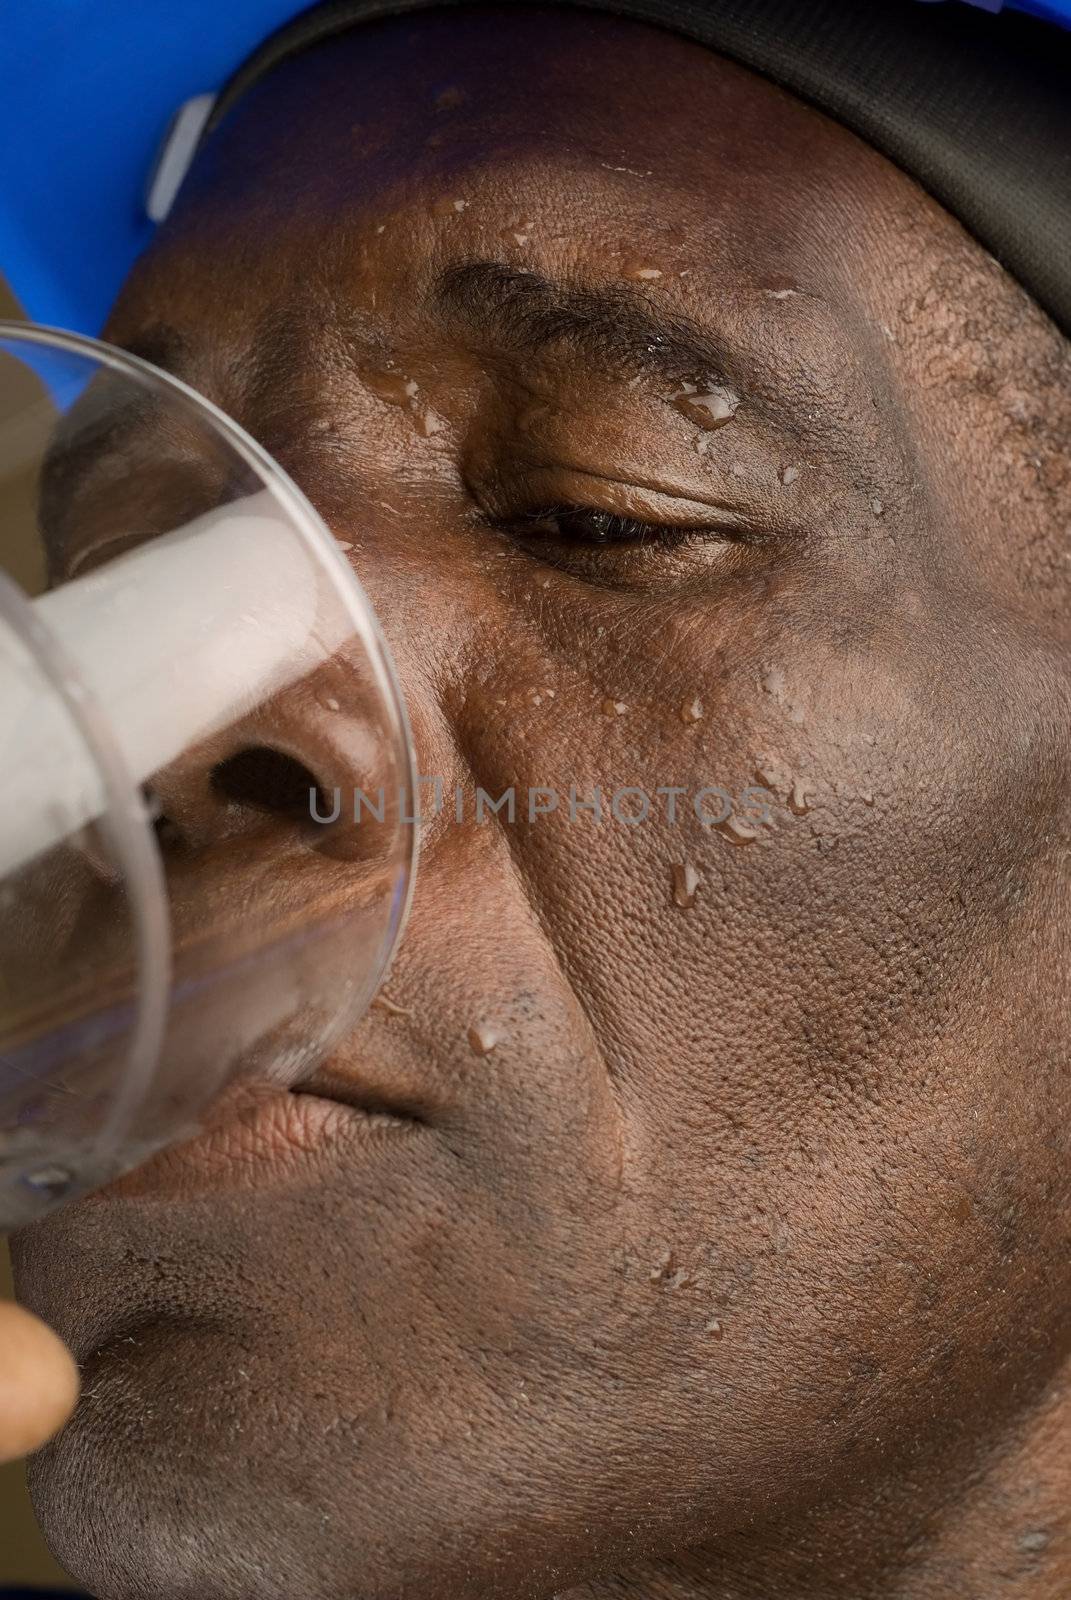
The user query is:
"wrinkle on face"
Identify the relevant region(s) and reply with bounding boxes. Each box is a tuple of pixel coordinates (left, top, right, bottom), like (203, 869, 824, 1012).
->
(15, 9, 1071, 1600)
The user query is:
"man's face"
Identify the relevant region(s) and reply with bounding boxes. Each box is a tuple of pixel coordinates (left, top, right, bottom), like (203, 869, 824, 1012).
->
(14, 8, 1071, 1597)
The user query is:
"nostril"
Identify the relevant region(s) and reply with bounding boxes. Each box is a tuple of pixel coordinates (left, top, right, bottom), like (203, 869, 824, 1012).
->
(140, 784, 186, 853)
(209, 746, 328, 825)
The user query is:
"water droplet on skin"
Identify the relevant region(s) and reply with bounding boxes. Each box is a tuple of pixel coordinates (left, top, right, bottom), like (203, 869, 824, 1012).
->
(753, 756, 790, 795)
(22, 1166, 73, 1201)
(671, 383, 740, 431)
(602, 698, 628, 717)
(761, 666, 805, 726)
(432, 196, 470, 218)
(788, 779, 812, 816)
(671, 862, 700, 909)
(365, 370, 418, 406)
(375, 223, 387, 235)
(880, 323, 897, 343)
(860, 789, 875, 807)
(871, 498, 885, 516)
(705, 1317, 724, 1339)
(1019, 1531, 1051, 1555)
(468, 1022, 499, 1055)
(373, 994, 411, 1017)
(718, 816, 760, 847)
(679, 697, 704, 724)
(780, 465, 800, 486)
(364, 372, 445, 438)
(324, 696, 341, 712)
(624, 265, 663, 282)
(415, 407, 445, 437)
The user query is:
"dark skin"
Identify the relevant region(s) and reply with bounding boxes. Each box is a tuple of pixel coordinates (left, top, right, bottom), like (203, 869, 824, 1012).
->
(13, 7, 1071, 1597)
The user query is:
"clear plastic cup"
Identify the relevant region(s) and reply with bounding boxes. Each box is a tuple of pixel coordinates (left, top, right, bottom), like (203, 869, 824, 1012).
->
(0, 322, 417, 1228)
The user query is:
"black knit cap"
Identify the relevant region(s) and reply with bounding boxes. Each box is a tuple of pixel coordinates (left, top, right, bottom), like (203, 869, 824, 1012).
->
(203, 0, 1071, 334)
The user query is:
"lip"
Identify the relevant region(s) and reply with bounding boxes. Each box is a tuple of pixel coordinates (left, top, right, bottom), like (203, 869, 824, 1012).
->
(90, 1077, 422, 1202)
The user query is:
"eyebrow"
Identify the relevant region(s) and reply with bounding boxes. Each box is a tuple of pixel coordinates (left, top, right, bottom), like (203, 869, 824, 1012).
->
(433, 260, 736, 390)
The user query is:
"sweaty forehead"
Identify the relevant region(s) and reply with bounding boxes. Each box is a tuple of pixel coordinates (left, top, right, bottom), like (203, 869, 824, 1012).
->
(168, 5, 896, 313)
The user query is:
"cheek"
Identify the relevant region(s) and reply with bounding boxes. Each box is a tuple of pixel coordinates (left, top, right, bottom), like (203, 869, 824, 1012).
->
(434, 555, 1063, 1320)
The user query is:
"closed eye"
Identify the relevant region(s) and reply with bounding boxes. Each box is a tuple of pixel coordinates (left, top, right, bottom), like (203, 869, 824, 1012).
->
(500, 504, 702, 550)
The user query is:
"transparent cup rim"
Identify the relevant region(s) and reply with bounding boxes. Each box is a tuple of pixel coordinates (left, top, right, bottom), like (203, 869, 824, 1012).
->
(0, 317, 419, 1094)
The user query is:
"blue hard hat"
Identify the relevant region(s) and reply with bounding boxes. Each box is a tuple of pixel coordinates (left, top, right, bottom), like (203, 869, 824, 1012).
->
(2, 0, 1069, 335)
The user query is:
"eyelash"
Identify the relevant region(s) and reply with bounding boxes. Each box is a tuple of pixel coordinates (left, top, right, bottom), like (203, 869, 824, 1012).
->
(506, 504, 697, 551)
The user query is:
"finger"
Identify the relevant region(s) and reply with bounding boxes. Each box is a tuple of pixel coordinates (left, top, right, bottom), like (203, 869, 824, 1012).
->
(0, 1300, 80, 1463)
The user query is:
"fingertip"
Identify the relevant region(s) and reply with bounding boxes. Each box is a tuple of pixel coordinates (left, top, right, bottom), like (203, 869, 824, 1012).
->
(0, 1301, 80, 1463)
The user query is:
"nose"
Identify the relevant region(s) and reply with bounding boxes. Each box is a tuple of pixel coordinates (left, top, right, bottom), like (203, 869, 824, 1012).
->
(110, 628, 418, 1114)
(147, 647, 401, 866)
